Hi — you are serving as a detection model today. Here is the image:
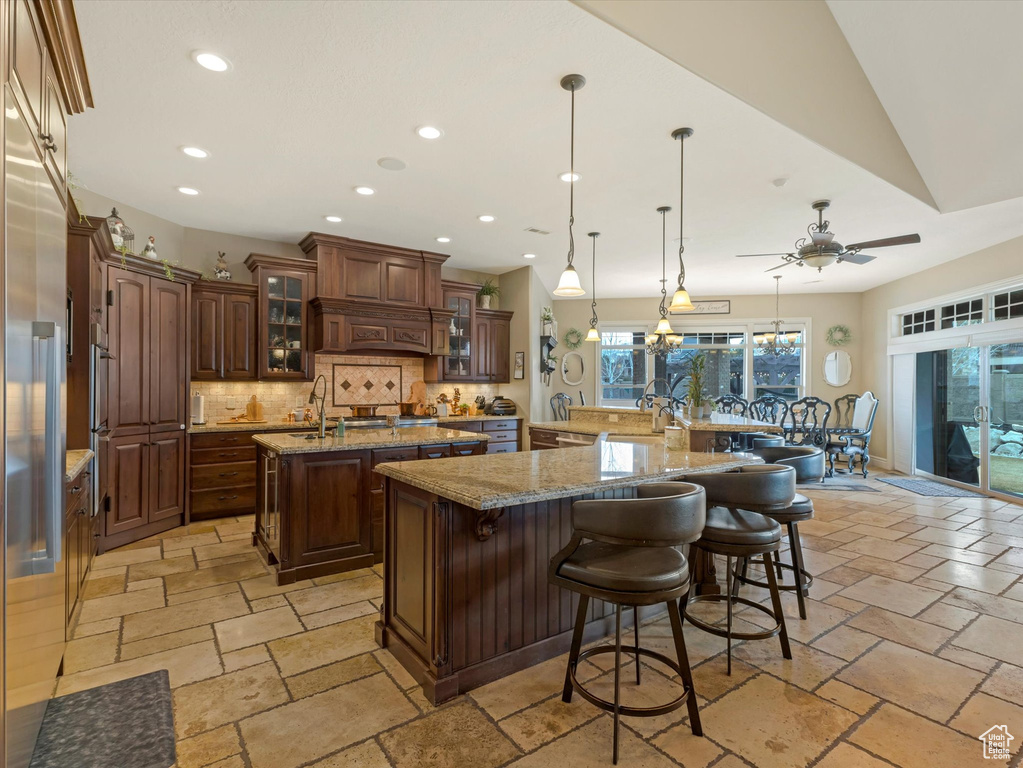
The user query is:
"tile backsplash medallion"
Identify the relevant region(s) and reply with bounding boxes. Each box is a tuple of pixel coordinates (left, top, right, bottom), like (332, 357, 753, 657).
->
(191, 354, 498, 424)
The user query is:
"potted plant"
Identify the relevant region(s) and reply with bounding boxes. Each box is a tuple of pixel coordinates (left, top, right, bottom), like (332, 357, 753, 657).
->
(687, 353, 707, 417)
(477, 279, 500, 309)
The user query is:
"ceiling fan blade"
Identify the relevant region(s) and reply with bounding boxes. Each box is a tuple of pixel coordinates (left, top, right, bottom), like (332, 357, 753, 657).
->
(735, 252, 793, 258)
(840, 251, 876, 265)
(845, 233, 921, 250)
(765, 261, 796, 272)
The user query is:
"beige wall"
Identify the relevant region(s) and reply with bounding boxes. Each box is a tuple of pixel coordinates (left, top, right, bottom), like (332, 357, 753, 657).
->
(550, 292, 864, 408)
(860, 234, 1023, 464)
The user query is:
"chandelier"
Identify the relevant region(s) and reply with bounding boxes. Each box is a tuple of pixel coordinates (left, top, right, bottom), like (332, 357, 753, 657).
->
(756, 275, 797, 356)
(646, 206, 683, 357)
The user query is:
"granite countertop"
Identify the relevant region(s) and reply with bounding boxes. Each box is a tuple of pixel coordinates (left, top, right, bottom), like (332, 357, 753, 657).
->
(66, 449, 94, 482)
(529, 421, 656, 436)
(375, 435, 762, 509)
(253, 427, 490, 454)
(530, 413, 783, 436)
(188, 414, 520, 435)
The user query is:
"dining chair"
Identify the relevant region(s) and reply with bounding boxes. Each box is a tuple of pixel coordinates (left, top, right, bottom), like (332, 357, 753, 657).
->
(825, 391, 878, 477)
(738, 394, 790, 450)
(714, 395, 749, 416)
(550, 393, 572, 421)
(784, 396, 832, 447)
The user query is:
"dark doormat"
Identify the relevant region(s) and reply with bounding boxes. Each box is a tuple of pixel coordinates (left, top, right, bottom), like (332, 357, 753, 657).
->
(878, 476, 986, 498)
(30, 670, 175, 768)
(799, 482, 878, 492)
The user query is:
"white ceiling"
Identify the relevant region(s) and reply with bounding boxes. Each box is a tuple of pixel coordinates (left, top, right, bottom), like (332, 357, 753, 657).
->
(70, 0, 1023, 299)
(828, 0, 1023, 213)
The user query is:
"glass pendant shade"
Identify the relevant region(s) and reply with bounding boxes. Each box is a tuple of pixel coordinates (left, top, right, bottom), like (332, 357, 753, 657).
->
(584, 327, 600, 342)
(554, 264, 584, 296)
(654, 316, 674, 335)
(668, 286, 694, 313)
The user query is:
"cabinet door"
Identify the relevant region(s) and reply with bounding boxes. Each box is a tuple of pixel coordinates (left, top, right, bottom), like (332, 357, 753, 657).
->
(224, 292, 257, 379)
(42, 56, 67, 196)
(149, 431, 185, 522)
(10, 0, 44, 151)
(369, 446, 420, 558)
(65, 511, 80, 624)
(260, 271, 310, 379)
(149, 279, 187, 431)
(191, 290, 223, 379)
(106, 434, 149, 535)
(90, 243, 105, 327)
(443, 289, 474, 380)
(290, 453, 371, 568)
(474, 315, 491, 380)
(491, 318, 510, 382)
(107, 267, 150, 435)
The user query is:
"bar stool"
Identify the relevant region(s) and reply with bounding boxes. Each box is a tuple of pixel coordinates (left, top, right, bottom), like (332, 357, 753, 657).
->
(734, 446, 824, 620)
(550, 483, 706, 764)
(736, 431, 783, 451)
(677, 465, 795, 674)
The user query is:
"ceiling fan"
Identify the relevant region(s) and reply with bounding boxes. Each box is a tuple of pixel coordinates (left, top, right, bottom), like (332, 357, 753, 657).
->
(736, 200, 921, 272)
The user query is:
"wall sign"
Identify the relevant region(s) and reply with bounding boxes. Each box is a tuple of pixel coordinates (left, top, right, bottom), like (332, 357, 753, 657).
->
(670, 300, 730, 315)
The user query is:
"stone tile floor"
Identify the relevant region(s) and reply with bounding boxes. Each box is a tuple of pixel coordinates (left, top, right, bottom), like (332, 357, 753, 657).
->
(66, 475, 1023, 768)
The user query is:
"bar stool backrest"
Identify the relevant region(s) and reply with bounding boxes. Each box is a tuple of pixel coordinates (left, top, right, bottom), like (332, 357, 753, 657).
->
(753, 446, 825, 482)
(680, 464, 795, 512)
(572, 483, 706, 547)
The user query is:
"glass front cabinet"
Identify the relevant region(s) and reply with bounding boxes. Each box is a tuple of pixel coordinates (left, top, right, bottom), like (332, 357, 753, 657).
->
(444, 286, 475, 380)
(245, 254, 316, 380)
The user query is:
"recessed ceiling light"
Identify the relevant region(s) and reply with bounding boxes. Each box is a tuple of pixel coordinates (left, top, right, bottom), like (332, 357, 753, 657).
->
(478, 215, 495, 223)
(559, 172, 580, 182)
(354, 186, 375, 196)
(181, 146, 209, 159)
(324, 216, 343, 223)
(523, 253, 536, 259)
(192, 51, 230, 72)
(417, 126, 443, 140)
(177, 187, 200, 196)
(435, 237, 451, 243)
(377, 157, 406, 171)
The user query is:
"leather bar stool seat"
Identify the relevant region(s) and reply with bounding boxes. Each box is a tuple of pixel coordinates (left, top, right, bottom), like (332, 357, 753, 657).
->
(675, 464, 795, 674)
(770, 493, 813, 521)
(735, 431, 783, 451)
(550, 483, 707, 764)
(558, 543, 688, 594)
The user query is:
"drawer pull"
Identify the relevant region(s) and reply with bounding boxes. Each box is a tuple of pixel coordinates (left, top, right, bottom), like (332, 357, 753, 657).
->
(218, 452, 237, 458)
(70, 485, 81, 494)
(218, 494, 240, 501)
(218, 472, 239, 477)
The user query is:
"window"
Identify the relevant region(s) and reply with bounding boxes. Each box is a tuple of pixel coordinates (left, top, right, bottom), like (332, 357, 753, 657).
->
(898, 283, 1023, 337)
(597, 321, 806, 406)
(902, 309, 936, 336)
(940, 299, 983, 329)
(992, 289, 1023, 321)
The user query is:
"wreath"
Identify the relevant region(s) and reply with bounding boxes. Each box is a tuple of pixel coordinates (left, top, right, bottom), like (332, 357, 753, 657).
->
(563, 328, 584, 350)
(826, 324, 852, 346)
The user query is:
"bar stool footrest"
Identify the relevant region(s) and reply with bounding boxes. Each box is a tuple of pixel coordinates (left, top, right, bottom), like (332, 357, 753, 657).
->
(570, 645, 696, 719)
(734, 560, 814, 593)
(683, 594, 782, 641)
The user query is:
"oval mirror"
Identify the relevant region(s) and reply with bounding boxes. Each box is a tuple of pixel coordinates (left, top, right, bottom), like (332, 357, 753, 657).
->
(561, 351, 585, 386)
(823, 350, 852, 387)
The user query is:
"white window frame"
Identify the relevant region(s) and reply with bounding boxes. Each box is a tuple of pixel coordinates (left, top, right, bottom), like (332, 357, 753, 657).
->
(595, 316, 810, 406)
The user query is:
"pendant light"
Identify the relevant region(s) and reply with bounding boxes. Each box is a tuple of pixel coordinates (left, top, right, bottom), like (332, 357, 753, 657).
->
(668, 127, 696, 313)
(585, 232, 600, 341)
(553, 74, 586, 297)
(646, 207, 683, 356)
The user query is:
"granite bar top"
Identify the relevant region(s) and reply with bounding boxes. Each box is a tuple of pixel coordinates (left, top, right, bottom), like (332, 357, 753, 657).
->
(375, 435, 762, 509)
(66, 449, 94, 482)
(188, 414, 520, 435)
(529, 421, 656, 436)
(530, 412, 783, 436)
(253, 427, 490, 454)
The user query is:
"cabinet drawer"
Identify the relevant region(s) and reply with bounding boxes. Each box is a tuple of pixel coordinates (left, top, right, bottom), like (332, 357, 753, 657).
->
(486, 441, 517, 455)
(529, 428, 560, 444)
(483, 420, 519, 432)
(446, 420, 482, 433)
(191, 432, 255, 450)
(190, 461, 256, 490)
(483, 429, 517, 443)
(191, 445, 256, 465)
(371, 447, 420, 464)
(66, 472, 89, 512)
(451, 442, 482, 457)
(190, 486, 256, 514)
(419, 444, 451, 460)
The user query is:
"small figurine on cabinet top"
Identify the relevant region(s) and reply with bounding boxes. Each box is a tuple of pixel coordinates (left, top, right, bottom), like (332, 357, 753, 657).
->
(214, 251, 232, 281)
(141, 236, 158, 259)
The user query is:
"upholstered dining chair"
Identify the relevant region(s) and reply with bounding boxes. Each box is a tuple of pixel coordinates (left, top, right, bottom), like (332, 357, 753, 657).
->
(825, 391, 878, 477)
(550, 392, 572, 421)
(784, 396, 832, 447)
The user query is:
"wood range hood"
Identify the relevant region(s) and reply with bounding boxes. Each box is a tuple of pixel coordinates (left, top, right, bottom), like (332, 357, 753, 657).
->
(299, 232, 455, 356)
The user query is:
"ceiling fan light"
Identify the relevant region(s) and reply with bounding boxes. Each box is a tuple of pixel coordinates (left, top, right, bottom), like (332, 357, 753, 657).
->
(811, 231, 835, 246)
(654, 317, 674, 335)
(553, 264, 585, 297)
(585, 327, 600, 342)
(668, 286, 695, 313)
(803, 253, 837, 269)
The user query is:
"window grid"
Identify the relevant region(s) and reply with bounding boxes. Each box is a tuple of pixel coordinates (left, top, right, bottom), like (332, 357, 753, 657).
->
(902, 309, 936, 336)
(939, 299, 983, 329)
(900, 282, 1023, 336)
(992, 289, 1023, 321)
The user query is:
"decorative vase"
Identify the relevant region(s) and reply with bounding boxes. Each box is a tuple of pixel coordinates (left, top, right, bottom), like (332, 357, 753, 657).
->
(480, 295, 491, 309)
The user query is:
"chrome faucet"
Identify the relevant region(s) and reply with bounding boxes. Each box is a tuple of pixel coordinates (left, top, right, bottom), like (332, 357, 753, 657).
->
(639, 378, 670, 413)
(308, 375, 327, 438)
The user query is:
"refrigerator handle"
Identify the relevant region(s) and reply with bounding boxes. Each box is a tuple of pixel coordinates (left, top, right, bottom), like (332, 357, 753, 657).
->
(32, 321, 63, 573)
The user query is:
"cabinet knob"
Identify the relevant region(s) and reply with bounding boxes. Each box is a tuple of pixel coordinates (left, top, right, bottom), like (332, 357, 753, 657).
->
(39, 133, 57, 152)
(70, 485, 81, 494)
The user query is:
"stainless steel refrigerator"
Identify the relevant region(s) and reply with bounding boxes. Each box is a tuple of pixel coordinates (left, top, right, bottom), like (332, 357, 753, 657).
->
(4, 85, 68, 768)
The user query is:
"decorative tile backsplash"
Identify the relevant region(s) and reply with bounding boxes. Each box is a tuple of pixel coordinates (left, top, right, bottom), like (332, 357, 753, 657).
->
(191, 354, 500, 424)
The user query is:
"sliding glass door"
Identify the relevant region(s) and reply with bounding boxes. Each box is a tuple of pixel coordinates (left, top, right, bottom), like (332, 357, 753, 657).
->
(914, 343, 1023, 499)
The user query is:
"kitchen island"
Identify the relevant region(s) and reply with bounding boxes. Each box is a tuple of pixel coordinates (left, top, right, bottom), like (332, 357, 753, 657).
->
(251, 427, 488, 584)
(373, 438, 761, 703)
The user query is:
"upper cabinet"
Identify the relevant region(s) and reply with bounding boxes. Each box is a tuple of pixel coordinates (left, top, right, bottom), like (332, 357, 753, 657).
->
(191, 283, 258, 380)
(245, 254, 316, 380)
(425, 281, 513, 384)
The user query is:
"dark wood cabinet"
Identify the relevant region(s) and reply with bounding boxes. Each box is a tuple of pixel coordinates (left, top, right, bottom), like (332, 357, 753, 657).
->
(191, 283, 258, 380)
(188, 430, 262, 519)
(246, 254, 316, 380)
(65, 471, 94, 628)
(149, 431, 185, 522)
(41, 53, 67, 194)
(106, 434, 148, 535)
(425, 282, 513, 384)
(107, 266, 150, 436)
(149, 280, 187, 432)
